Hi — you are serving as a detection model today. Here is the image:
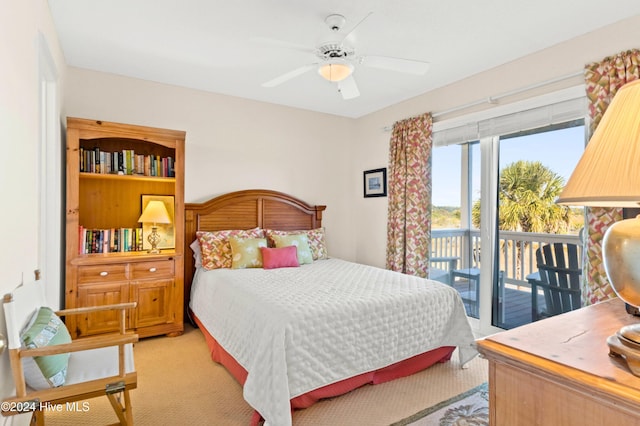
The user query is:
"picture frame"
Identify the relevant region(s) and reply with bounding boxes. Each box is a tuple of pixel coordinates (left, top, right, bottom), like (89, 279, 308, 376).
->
(363, 168, 387, 198)
(141, 194, 175, 250)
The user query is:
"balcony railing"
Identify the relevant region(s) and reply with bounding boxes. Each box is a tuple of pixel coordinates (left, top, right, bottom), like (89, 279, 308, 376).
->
(431, 228, 582, 328)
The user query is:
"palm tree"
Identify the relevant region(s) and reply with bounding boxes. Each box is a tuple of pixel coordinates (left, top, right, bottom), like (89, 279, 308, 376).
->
(472, 160, 571, 278)
(472, 160, 570, 233)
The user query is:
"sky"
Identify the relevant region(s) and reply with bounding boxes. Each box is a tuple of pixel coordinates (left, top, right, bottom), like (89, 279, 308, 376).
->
(432, 125, 586, 207)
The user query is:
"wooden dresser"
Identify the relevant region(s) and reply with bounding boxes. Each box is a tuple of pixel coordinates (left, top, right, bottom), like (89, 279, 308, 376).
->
(477, 297, 640, 425)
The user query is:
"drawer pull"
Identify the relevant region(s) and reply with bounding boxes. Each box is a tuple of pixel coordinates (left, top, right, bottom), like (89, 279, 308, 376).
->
(149, 267, 157, 273)
(100, 271, 108, 277)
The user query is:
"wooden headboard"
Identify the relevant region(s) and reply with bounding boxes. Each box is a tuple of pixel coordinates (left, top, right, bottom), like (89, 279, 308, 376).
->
(184, 189, 326, 316)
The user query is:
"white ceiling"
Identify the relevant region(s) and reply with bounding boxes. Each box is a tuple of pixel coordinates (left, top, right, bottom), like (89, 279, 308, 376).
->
(48, 1, 640, 118)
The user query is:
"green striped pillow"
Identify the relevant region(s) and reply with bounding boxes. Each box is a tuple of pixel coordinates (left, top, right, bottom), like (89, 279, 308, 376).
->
(21, 307, 71, 389)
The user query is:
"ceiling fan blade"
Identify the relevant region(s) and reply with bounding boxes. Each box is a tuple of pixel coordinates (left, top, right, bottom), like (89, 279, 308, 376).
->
(362, 55, 430, 75)
(338, 75, 360, 100)
(262, 64, 316, 88)
(340, 12, 374, 43)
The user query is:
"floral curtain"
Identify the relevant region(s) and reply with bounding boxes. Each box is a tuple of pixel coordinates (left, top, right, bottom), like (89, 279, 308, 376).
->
(582, 49, 640, 304)
(385, 113, 433, 278)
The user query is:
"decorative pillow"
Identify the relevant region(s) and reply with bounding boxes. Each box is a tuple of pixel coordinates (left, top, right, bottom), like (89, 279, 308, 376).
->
(20, 307, 72, 390)
(229, 237, 268, 269)
(271, 234, 313, 265)
(189, 239, 203, 269)
(260, 246, 300, 269)
(196, 228, 265, 270)
(265, 228, 328, 260)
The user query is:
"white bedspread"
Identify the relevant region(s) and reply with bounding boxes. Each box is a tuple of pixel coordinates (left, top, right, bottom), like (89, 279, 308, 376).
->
(190, 258, 477, 426)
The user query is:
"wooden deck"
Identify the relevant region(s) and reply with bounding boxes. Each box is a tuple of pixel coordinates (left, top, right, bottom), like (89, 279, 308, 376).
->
(499, 286, 547, 329)
(452, 281, 546, 329)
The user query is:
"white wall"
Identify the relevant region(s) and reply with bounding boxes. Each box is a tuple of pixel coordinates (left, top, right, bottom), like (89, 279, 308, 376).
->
(0, 0, 66, 422)
(352, 14, 640, 268)
(64, 69, 358, 261)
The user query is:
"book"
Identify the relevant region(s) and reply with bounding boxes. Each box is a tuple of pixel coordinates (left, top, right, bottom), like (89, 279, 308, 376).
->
(78, 225, 85, 254)
(79, 226, 145, 253)
(79, 146, 175, 178)
(94, 147, 100, 174)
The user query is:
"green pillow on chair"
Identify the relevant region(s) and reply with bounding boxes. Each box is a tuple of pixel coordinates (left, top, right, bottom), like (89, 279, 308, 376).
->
(20, 306, 71, 389)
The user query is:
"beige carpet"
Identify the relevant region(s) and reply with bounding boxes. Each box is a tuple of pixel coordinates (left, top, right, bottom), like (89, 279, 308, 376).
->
(46, 325, 487, 425)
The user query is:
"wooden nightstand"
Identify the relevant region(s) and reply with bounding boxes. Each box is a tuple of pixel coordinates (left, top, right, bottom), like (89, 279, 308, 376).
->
(477, 297, 640, 425)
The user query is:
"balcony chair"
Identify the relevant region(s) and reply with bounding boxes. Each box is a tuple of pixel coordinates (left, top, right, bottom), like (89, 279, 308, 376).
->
(451, 267, 504, 318)
(2, 279, 138, 425)
(429, 256, 459, 285)
(449, 247, 482, 315)
(450, 248, 481, 282)
(527, 242, 582, 321)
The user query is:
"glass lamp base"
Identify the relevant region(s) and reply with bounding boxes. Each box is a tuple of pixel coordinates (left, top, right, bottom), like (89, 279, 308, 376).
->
(147, 227, 162, 254)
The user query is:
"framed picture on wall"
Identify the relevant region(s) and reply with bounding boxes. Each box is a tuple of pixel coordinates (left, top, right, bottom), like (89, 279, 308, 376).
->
(140, 194, 175, 250)
(363, 168, 387, 198)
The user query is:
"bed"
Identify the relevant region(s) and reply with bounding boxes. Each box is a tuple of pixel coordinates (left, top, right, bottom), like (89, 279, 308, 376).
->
(184, 189, 477, 426)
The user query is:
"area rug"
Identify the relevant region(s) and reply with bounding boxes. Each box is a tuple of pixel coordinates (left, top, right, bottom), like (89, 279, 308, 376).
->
(390, 382, 489, 426)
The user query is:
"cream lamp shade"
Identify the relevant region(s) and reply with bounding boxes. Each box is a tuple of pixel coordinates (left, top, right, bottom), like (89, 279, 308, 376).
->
(557, 79, 640, 376)
(318, 61, 354, 82)
(557, 79, 640, 207)
(138, 200, 172, 254)
(138, 200, 171, 225)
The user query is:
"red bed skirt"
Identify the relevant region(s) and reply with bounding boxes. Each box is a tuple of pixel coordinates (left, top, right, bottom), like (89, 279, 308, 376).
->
(192, 314, 455, 425)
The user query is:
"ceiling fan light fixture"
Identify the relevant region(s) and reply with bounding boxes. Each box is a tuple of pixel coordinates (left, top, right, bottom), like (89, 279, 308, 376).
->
(318, 61, 353, 82)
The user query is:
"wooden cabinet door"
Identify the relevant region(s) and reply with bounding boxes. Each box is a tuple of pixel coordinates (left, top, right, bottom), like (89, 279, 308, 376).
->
(130, 278, 174, 329)
(76, 282, 130, 337)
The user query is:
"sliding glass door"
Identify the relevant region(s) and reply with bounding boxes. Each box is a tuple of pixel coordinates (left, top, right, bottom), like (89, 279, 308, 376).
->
(431, 122, 585, 333)
(431, 93, 588, 335)
(494, 123, 585, 329)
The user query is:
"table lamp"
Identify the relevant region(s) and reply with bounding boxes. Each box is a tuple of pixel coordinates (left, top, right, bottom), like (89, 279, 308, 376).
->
(557, 79, 640, 375)
(138, 200, 172, 254)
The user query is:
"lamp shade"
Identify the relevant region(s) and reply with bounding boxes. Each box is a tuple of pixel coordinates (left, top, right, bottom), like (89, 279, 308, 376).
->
(556, 79, 640, 207)
(138, 200, 171, 224)
(318, 61, 353, 82)
(556, 79, 640, 376)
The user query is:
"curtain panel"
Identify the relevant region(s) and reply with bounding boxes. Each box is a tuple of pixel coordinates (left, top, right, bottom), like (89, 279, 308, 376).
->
(385, 113, 433, 278)
(583, 49, 640, 304)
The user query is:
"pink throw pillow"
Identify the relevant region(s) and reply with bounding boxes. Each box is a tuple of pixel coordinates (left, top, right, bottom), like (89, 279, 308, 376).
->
(260, 246, 299, 269)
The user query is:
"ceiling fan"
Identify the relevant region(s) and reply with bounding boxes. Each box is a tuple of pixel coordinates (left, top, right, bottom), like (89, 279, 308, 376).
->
(259, 13, 430, 100)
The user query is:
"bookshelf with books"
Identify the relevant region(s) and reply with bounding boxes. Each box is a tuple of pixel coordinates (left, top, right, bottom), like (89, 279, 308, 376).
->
(65, 117, 185, 339)
(79, 146, 175, 177)
(78, 227, 144, 254)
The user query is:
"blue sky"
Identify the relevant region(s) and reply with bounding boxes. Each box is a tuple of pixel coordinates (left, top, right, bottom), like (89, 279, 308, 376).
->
(432, 125, 586, 206)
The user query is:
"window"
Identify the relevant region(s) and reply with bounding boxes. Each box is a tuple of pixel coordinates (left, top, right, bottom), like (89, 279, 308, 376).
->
(431, 142, 481, 318)
(431, 91, 587, 335)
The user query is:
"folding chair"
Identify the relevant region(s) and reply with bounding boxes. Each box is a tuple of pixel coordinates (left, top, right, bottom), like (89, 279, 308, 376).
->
(2, 279, 137, 425)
